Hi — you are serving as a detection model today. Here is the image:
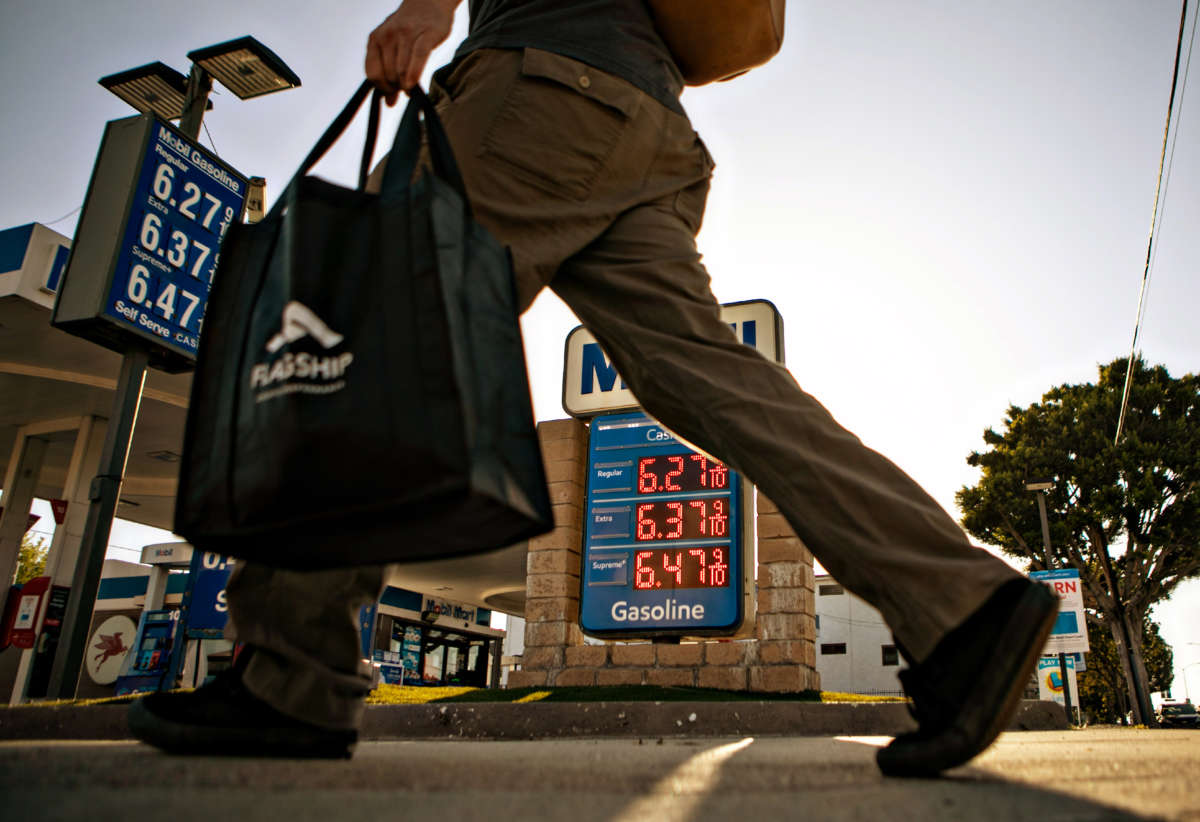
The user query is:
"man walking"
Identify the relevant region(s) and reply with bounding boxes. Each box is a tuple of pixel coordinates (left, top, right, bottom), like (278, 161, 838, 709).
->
(131, 0, 1057, 777)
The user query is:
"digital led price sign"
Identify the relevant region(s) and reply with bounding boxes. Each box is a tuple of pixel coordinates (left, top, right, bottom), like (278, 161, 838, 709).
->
(52, 113, 247, 372)
(579, 412, 752, 638)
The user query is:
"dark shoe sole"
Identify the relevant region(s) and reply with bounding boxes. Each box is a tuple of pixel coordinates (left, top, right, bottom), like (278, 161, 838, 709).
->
(876, 581, 1058, 777)
(128, 698, 356, 759)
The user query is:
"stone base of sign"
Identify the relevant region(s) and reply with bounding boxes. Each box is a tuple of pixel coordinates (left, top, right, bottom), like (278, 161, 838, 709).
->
(508, 420, 819, 694)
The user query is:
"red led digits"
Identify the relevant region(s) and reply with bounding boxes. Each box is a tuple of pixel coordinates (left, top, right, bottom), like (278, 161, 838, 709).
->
(638, 457, 658, 493)
(664, 456, 684, 491)
(636, 504, 656, 540)
(635, 551, 656, 589)
(710, 463, 728, 488)
(635, 500, 731, 542)
(626, 448, 734, 592)
(709, 499, 728, 537)
(710, 548, 728, 586)
(689, 500, 707, 535)
(663, 551, 683, 584)
(664, 502, 683, 539)
(688, 548, 707, 584)
(638, 453, 729, 494)
(630, 547, 730, 589)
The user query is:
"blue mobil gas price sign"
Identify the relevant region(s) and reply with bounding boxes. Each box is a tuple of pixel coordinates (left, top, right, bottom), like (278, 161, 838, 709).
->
(103, 126, 242, 354)
(181, 550, 235, 636)
(52, 114, 246, 372)
(580, 412, 751, 638)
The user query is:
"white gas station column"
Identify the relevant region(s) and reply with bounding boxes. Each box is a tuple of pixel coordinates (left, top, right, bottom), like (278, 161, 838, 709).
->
(42, 416, 108, 587)
(7, 415, 107, 704)
(0, 429, 49, 599)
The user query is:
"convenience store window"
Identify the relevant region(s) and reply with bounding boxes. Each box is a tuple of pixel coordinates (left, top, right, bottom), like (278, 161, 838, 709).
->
(384, 618, 491, 687)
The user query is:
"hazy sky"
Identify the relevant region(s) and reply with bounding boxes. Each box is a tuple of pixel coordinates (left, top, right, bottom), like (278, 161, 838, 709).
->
(3, 1, 1197, 698)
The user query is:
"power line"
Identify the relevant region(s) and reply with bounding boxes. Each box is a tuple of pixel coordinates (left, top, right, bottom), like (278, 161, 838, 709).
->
(1115, 0, 1193, 443)
(1147, 0, 1199, 288)
(41, 204, 82, 227)
(202, 121, 220, 155)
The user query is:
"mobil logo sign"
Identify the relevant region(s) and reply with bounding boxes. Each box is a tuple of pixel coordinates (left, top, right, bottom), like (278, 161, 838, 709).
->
(562, 299, 784, 418)
(1030, 569, 1090, 654)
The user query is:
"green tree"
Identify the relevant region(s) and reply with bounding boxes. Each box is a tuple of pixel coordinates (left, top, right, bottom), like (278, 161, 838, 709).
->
(957, 357, 1199, 724)
(1078, 617, 1173, 724)
(15, 533, 48, 584)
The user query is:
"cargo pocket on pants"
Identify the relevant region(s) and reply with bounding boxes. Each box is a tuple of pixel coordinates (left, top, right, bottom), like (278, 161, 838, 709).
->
(480, 48, 642, 201)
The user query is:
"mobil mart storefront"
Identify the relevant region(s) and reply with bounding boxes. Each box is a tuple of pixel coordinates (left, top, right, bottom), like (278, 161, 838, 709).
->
(371, 589, 504, 689)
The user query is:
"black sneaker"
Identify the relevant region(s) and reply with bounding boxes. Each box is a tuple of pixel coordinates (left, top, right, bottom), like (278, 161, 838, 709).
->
(128, 658, 357, 759)
(876, 578, 1058, 777)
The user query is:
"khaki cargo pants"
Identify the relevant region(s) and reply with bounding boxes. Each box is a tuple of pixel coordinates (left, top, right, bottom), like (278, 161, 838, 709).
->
(228, 48, 1020, 729)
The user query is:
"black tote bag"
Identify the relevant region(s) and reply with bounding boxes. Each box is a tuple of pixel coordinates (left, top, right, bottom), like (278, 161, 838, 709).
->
(174, 82, 553, 569)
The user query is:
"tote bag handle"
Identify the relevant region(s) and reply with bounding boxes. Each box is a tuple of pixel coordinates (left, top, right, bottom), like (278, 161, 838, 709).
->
(376, 85, 468, 204)
(267, 82, 468, 221)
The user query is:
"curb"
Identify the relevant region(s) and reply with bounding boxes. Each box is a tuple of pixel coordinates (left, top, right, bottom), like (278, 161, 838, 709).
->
(0, 699, 1067, 741)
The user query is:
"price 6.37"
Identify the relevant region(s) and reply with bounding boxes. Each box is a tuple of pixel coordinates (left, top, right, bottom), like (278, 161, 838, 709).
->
(126, 264, 202, 329)
(139, 213, 213, 283)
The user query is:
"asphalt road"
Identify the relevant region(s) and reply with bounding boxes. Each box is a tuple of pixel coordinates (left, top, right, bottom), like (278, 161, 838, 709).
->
(1, 728, 1196, 821)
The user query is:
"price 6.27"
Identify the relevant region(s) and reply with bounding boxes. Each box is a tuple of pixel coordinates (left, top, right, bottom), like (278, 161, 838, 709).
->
(152, 163, 235, 236)
(139, 213, 213, 282)
(126, 264, 202, 329)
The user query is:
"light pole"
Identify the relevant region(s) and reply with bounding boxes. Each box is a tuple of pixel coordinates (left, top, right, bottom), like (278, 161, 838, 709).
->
(1025, 479, 1076, 723)
(45, 37, 298, 701)
(1180, 658, 1200, 702)
(99, 37, 300, 140)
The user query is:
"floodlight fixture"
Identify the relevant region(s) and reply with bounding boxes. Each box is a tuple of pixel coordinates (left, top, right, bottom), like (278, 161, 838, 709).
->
(187, 36, 301, 100)
(99, 62, 191, 120)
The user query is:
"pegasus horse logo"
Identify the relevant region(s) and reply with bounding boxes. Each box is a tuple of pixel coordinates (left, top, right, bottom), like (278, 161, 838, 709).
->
(93, 632, 129, 671)
(266, 302, 344, 352)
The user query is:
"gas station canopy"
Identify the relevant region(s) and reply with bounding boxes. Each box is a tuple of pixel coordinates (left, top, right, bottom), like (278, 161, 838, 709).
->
(1, 222, 530, 613)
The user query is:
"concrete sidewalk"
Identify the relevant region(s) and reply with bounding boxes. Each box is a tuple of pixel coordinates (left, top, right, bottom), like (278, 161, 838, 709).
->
(0, 698, 1066, 741)
(3, 729, 1196, 821)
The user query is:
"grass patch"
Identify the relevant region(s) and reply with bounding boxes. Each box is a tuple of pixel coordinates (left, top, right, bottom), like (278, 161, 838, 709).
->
(366, 684, 837, 705)
(819, 691, 906, 703)
(8, 687, 903, 710)
(6, 692, 146, 709)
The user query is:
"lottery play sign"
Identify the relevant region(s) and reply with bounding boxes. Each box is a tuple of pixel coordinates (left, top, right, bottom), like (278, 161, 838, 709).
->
(1030, 568, 1090, 655)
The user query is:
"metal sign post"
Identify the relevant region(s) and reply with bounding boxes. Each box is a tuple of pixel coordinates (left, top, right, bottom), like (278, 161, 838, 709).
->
(1030, 568, 1090, 724)
(46, 349, 147, 698)
(45, 106, 245, 699)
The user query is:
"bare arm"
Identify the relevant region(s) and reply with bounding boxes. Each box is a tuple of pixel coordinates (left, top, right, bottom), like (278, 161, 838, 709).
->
(365, 0, 464, 104)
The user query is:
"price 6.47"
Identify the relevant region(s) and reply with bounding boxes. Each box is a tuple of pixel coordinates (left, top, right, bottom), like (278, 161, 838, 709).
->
(126, 264, 202, 329)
